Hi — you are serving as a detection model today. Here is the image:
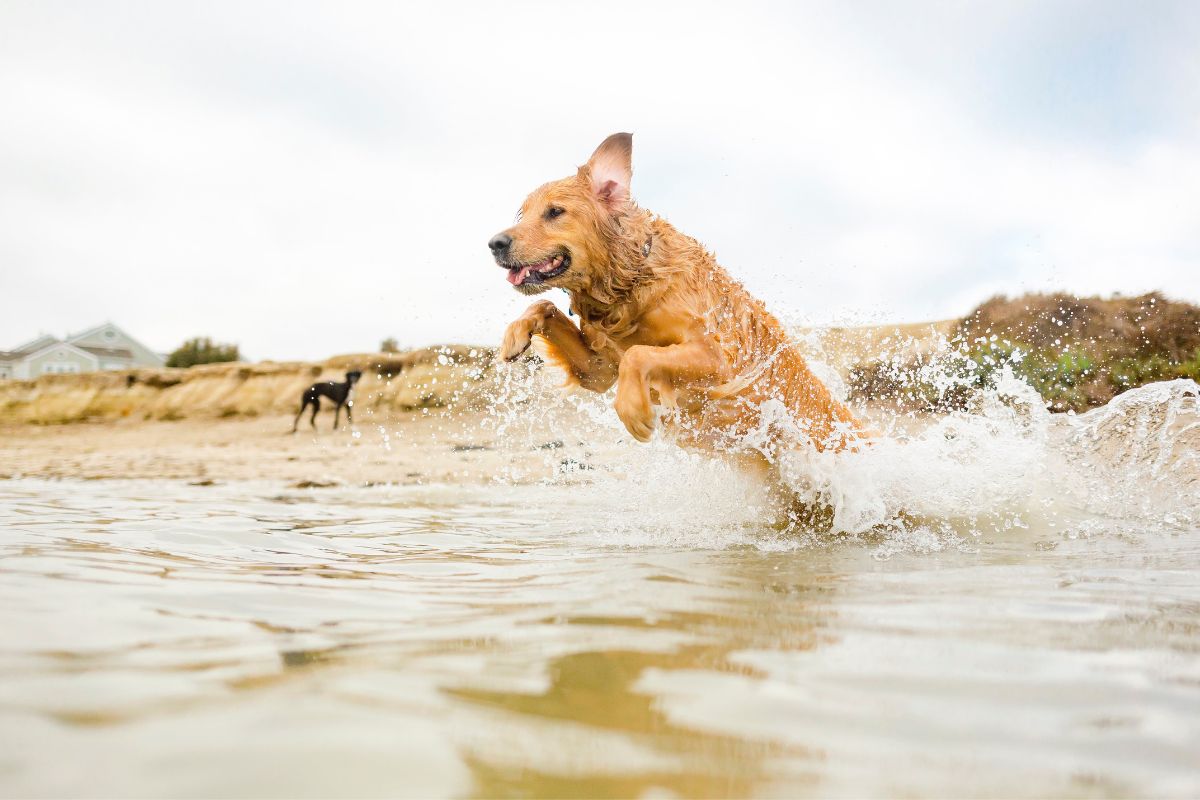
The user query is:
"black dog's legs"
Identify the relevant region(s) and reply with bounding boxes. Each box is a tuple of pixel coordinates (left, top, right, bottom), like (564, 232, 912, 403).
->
(332, 403, 341, 431)
(309, 398, 320, 430)
(292, 399, 309, 434)
(345, 401, 353, 427)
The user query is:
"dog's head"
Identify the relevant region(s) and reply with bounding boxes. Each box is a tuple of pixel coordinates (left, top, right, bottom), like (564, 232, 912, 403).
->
(488, 133, 633, 296)
(345, 370, 363, 384)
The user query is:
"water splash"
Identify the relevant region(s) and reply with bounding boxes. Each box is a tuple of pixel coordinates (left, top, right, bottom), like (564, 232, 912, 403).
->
(483, 334, 1200, 553)
(1049, 378, 1200, 533)
(779, 367, 1052, 534)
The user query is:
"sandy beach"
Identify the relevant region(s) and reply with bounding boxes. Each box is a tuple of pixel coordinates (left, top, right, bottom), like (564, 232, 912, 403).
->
(0, 408, 635, 487)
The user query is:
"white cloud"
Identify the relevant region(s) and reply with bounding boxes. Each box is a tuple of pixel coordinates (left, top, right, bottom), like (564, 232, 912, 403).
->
(1, 1, 1196, 359)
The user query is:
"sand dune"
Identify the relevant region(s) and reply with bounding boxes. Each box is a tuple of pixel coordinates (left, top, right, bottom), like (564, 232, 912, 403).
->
(0, 345, 496, 426)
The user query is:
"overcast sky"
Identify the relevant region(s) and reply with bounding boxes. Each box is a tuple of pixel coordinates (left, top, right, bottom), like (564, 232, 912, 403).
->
(2, 1, 1198, 360)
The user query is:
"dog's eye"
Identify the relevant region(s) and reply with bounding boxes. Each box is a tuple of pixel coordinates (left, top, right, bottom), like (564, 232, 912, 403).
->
(544, 206, 565, 221)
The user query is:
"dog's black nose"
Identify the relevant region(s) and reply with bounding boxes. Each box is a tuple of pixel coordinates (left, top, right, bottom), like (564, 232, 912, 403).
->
(488, 233, 512, 254)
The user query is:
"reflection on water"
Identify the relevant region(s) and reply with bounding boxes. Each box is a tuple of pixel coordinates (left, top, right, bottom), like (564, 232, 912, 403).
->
(1, 477, 1198, 798)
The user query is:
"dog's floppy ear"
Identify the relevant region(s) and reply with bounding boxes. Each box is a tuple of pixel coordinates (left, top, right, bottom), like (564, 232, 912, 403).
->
(583, 132, 632, 210)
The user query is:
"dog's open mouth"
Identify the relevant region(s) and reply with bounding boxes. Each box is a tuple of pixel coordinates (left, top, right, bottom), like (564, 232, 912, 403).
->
(503, 251, 570, 287)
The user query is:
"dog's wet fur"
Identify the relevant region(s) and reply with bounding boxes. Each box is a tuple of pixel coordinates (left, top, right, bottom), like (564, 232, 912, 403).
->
(490, 133, 868, 461)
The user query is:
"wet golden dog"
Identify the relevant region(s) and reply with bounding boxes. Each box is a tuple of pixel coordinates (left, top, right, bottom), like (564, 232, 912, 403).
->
(489, 133, 867, 460)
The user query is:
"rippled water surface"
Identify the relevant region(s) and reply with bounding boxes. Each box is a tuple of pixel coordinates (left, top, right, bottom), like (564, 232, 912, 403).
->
(2, 466, 1199, 798)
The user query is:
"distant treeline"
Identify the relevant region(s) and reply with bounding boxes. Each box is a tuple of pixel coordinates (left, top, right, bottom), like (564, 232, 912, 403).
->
(166, 337, 241, 369)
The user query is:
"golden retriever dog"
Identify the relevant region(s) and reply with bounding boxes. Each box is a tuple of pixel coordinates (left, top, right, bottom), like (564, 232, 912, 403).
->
(489, 133, 868, 464)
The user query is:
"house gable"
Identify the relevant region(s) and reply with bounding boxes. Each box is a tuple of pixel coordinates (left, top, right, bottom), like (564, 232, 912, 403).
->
(67, 322, 164, 368)
(10, 334, 59, 358)
(19, 342, 100, 378)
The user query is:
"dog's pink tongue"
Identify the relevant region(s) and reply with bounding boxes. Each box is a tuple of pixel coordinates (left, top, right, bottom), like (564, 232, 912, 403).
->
(507, 264, 534, 285)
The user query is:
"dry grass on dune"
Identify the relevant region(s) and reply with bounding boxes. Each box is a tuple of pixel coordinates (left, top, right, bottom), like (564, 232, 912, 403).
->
(851, 292, 1200, 412)
(0, 345, 497, 425)
(959, 292, 1200, 363)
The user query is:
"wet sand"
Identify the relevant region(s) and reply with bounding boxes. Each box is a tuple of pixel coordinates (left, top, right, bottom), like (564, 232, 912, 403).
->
(0, 410, 629, 487)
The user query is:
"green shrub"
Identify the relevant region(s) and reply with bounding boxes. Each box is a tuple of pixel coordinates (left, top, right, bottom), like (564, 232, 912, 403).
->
(166, 337, 240, 368)
(849, 293, 1200, 414)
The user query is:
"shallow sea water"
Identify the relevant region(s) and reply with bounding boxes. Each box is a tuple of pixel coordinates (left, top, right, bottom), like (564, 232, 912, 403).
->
(1, 480, 1198, 798)
(2, 380, 1200, 798)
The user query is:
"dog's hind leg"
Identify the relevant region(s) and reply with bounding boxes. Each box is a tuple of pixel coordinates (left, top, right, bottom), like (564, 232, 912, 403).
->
(309, 398, 320, 430)
(332, 402, 341, 432)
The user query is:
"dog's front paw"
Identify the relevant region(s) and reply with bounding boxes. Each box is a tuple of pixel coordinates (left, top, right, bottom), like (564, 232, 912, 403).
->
(498, 300, 557, 362)
(498, 317, 537, 362)
(614, 393, 655, 442)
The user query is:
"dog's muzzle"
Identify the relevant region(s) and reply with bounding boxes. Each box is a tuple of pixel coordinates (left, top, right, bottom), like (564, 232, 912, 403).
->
(500, 251, 570, 288)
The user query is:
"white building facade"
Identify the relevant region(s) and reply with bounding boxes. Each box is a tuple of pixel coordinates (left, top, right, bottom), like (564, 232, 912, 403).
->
(0, 323, 165, 379)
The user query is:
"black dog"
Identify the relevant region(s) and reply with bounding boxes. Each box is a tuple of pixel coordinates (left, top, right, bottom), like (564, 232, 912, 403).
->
(292, 371, 362, 433)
